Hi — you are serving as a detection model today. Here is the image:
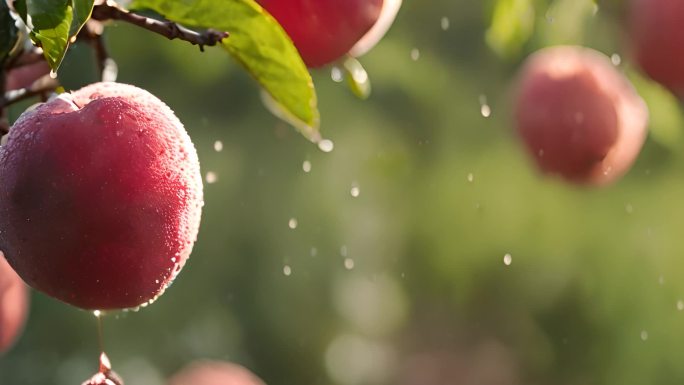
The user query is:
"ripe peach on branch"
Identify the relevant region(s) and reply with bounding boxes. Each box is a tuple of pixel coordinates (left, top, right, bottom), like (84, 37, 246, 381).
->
(0, 82, 203, 310)
(513, 46, 648, 185)
(256, 0, 401, 67)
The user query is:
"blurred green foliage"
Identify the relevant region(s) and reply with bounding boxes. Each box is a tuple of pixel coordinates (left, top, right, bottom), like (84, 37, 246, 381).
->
(3, 0, 684, 384)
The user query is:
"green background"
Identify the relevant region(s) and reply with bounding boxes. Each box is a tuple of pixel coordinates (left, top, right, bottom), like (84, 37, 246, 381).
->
(3, 0, 684, 384)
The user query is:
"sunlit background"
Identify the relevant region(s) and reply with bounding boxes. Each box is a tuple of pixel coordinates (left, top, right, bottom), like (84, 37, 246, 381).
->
(4, 0, 684, 384)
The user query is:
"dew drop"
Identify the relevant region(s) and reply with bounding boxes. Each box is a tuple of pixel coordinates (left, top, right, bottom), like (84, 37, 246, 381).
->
(479, 95, 491, 118)
(331, 66, 344, 83)
(205, 171, 218, 184)
(440, 17, 450, 31)
(99, 352, 112, 371)
(283, 265, 292, 276)
(302, 160, 312, 173)
(503, 253, 512, 266)
(344, 258, 355, 270)
(93, 310, 101, 318)
(350, 66, 368, 84)
(350, 182, 360, 197)
(213, 140, 223, 152)
(410, 48, 420, 61)
(318, 139, 335, 153)
(288, 218, 298, 229)
(611, 53, 621, 66)
(49, 69, 58, 79)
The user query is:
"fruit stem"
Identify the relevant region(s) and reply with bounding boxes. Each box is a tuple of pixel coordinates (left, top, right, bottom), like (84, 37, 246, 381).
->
(90, 1, 229, 51)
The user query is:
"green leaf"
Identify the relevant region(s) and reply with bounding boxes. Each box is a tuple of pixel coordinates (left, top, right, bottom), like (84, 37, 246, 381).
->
(0, 2, 19, 65)
(130, 0, 320, 141)
(70, 0, 95, 37)
(485, 0, 535, 58)
(628, 69, 684, 149)
(14, 0, 73, 71)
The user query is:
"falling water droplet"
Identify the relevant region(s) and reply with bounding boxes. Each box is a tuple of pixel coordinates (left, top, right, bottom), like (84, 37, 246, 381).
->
(625, 204, 633, 214)
(440, 17, 450, 31)
(205, 172, 218, 184)
(302, 160, 312, 173)
(479, 95, 491, 118)
(611, 53, 621, 66)
(591, 3, 600, 15)
(331, 66, 344, 83)
(93, 310, 101, 318)
(410, 48, 420, 61)
(318, 139, 335, 153)
(340, 245, 348, 257)
(310, 247, 318, 257)
(640, 330, 648, 341)
(467, 173, 474, 183)
(503, 253, 512, 266)
(213, 140, 223, 152)
(350, 182, 360, 197)
(283, 265, 292, 276)
(344, 258, 355, 270)
(677, 300, 684, 311)
(659, 275, 665, 285)
(288, 218, 298, 229)
(350, 66, 368, 85)
(82, 352, 125, 385)
(341, 56, 372, 99)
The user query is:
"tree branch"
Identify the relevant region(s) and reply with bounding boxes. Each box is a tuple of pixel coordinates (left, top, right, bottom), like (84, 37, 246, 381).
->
(90, 2, 228, 51)
(5, 49, 44, 71)
(78, 20, 118, 82)
(0, 76, 60, 110)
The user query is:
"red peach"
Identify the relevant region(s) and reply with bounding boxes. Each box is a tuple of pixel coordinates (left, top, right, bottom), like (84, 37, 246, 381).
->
(0, 82, 203, 310)
(513, 46, 648, 185)
(256, 0, 383, 67)
(628, 0, 684, 98)
(168, 361, 266, 385)
(0, 251, 28, 354)
(5, 61, 51, 91)
(349, 0, 402, 58)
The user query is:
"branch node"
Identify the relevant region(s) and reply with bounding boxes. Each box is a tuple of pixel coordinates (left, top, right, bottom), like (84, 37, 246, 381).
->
(90, 2, 229, 49)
